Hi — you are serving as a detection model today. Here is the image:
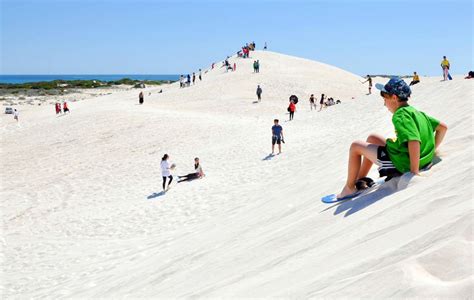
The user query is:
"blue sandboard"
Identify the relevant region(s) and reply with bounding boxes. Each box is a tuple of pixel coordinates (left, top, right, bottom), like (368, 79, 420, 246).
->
(321, 179, 385, 204)
(322, 191, 362, 203)
(321, 163, 435, 204)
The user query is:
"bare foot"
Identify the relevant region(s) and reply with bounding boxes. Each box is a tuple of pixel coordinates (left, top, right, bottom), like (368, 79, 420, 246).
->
(337, 184, 357, 199)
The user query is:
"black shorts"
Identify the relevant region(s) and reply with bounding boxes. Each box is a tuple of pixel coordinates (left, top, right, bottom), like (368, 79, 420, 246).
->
(272, 136, 281, 145)
(377, 146, 402, 178)
(186, 173, 199, 180)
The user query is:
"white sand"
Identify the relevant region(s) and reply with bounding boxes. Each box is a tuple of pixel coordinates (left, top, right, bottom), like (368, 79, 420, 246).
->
(1, 51, 473, 298)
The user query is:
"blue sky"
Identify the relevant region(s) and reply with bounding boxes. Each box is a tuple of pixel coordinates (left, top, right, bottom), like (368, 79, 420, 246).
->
(1, 0, 472, 76)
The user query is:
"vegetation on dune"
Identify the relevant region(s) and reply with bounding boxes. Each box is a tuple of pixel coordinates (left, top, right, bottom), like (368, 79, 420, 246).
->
(0, 78, 173, 97)
(0, 78, 170, 90)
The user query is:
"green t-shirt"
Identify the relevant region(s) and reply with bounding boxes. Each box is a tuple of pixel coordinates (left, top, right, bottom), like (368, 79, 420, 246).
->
(386, 105, 440, 173)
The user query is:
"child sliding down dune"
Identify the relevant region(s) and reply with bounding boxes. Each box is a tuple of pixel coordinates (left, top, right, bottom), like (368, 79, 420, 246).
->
(337, 77, 448, 199)
(178, 157, 205, 183)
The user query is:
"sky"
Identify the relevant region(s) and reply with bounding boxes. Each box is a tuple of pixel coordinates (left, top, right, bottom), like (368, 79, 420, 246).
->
(1, 0, 472, 76)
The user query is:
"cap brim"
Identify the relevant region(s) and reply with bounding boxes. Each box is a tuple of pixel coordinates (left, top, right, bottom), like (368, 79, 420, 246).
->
(375, 83, 386, 92)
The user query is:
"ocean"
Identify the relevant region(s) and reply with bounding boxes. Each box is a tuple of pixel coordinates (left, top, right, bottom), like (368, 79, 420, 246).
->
(0, 74, 180, 84)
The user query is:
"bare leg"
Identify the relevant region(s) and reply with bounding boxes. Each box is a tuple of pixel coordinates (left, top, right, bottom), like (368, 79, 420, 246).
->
(272, 143, 275, 154)
(358, 134, 386, 178)
(338, 141, 378, 198)
(278, 143, 282, 154)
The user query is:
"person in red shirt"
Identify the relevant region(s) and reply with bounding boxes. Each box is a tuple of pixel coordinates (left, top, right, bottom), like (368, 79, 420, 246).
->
(55, 102, 61, 115)
(288, 101, 296, 121)
(63, 101, 70, 113)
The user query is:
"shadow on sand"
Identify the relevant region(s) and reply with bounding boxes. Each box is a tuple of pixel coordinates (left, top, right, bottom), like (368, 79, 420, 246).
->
(147, 191, 165, 199)
(262, 154, 275, 161)
(333, 180, 399, 217)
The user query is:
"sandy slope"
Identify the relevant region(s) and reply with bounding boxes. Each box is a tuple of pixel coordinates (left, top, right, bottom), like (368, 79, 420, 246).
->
(1, 51, 473, 298)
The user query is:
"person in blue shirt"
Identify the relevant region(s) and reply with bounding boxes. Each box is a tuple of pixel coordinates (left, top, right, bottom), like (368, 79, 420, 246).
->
(271, 119, 284, 154)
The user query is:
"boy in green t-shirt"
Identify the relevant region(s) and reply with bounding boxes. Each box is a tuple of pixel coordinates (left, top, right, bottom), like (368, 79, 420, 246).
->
(337, 77, 448, 199)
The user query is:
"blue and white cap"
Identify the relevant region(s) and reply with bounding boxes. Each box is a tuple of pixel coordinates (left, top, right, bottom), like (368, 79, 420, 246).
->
(375, 77, 411, 99)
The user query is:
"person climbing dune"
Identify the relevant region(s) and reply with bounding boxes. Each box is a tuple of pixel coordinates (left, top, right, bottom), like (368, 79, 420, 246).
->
(362, 75, 372, 94)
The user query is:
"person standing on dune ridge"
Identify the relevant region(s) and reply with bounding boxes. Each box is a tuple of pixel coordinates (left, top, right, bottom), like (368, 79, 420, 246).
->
(362, 75, 372, 94)
(441, 56, 451, 81)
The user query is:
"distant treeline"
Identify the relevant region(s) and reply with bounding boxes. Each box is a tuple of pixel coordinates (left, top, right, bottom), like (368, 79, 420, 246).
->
(0, 78, 172, 90)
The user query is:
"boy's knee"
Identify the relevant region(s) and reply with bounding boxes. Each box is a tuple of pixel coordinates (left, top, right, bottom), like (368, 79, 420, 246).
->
(366, 134, 386, 146)
(366, 134, 378, 143)
(350, 141, 365, 152)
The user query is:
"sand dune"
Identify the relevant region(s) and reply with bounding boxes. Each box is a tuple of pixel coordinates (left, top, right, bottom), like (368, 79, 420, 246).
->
(1, 51, 472, 298)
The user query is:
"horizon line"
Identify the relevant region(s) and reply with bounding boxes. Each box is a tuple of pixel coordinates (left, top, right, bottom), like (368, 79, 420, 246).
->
(0, 74, 181, 76)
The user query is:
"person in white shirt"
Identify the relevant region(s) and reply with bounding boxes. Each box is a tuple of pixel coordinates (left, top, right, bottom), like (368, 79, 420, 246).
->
(160, 154, 174, 191)
(178, 157, 205, 183)
(13, 109, 19, 122)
